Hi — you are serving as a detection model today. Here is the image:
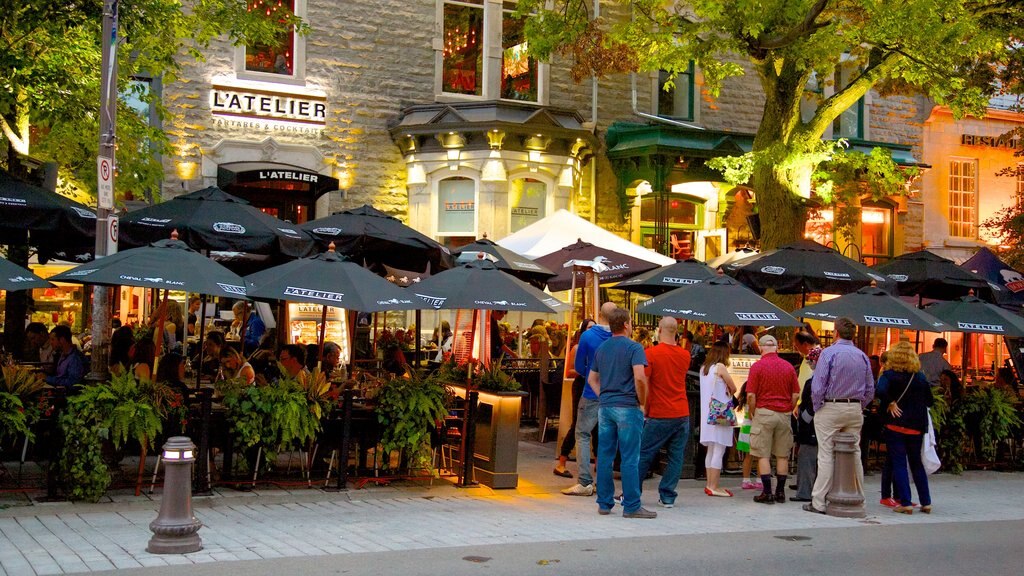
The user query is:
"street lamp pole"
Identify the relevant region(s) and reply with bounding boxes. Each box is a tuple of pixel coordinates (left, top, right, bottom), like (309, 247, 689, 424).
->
(87, 0, 119, 383)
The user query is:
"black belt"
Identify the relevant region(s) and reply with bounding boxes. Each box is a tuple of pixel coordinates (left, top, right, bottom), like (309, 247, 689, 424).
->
(824, 398, 859, 403)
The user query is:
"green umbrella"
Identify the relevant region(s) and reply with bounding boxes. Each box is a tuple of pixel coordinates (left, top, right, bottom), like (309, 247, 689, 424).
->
(924, 295, 1024, 336)
(637, 275, 804, 326)
(794, 286, 950, 331)
(0, 256, 51, 291)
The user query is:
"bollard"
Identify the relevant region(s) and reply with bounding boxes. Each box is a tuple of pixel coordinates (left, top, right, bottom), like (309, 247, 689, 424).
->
(148, 437, 203, 554)
(825, 432, 866, 518)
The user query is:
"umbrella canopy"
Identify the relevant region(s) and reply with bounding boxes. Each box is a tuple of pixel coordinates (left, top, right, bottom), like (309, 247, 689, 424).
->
(924, 295, 1024, 336)
(724, 239, 891, 295)
(614, 258, 717, 295)
(960, 247, 1024, 311)
(794, 286, 950, 331)
(0, 256, 51, 291)
(637, 275, 804, 326)
(453, 237, 556, 286)
(0, 169, 96, 262)
(244, 246, 418, 312)
(706, 246, 758, 269)
(410, 259, 569, 313)
(118, 186, 316, 259)
(873, 249, 993, 300)
(300, 204, 453, 273)
(533, 239, 662, 292)
(49, 237, 247, 299)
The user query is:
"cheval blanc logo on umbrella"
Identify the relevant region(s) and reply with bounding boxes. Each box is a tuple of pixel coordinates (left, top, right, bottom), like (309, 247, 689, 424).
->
(213, 222, 246, 234)
(474, 299, 529, 308)
(863, 315, 910, 326)
(376, 297, 416, 305)
(277, 227, 301, 236)
(71, 207, 97, 219)
(658, 308, 707, 317)
(761, 266, 786, 275)
(415, 293, 447, 309)
(284, 286, 344, 302)
(1000, 269, 1024, 293)
(121, 275, 186, 286)
(958, 322, 1004, 332)
(735, 312, 780, 322)
(7, 276, 36, 283)
(887, 274, 910, 282)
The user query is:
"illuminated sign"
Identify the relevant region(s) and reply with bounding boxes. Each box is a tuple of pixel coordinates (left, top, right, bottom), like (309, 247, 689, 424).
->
(210, 84, 327, 126)
(960, 134, 1021, 150)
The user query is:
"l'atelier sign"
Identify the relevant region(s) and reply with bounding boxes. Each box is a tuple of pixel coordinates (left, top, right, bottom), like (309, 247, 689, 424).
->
(210, 85, 327, 125)
(960, 134, 1021, 150)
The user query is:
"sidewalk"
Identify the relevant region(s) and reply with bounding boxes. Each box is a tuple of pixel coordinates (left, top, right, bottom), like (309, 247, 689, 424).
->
(2, 439, 1023, 575)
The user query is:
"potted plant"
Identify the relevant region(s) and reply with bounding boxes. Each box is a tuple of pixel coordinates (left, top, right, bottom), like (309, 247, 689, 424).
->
(374, 370, 450, 474)
(0, 364, 46, 445)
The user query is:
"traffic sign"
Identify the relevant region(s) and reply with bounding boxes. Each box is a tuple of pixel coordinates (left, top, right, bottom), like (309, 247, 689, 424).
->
(97, 156, 114, 210)
(107, 215, 119, 255)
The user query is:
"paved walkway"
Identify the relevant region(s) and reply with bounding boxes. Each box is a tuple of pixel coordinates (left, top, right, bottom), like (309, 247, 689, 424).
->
(2, 441, 1023, 575)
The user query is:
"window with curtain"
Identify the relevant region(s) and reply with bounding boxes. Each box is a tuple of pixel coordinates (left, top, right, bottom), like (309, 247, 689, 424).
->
(948, 158, 978, 238)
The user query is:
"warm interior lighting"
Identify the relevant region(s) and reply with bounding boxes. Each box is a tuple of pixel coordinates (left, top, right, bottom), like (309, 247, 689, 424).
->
(862, 209, 885, 224)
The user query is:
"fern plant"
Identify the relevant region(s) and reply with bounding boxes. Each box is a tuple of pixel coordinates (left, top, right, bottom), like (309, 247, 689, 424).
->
(474, 361, 520, 392)
(375, 372, 449, 472)
(0, 391, 30, 443)
(219, 377, 322, 469)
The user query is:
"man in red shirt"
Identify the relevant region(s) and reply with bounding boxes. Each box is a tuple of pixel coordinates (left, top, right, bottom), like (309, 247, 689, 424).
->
(636, 317, 691, 508)
(747, 334, 800, 505)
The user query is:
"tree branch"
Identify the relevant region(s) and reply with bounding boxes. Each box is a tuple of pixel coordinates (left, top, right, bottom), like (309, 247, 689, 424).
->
(755, 0, 832, 50)
(0, 115, 28, 155)
(798, 50, 902, 139)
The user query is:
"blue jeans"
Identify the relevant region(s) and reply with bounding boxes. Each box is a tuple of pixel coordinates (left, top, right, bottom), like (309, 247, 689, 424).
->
(637, 416, 690, 505)
(575, 397, 599, 486)
(597, 406, 644, 513)
(885, 428, 931, 507)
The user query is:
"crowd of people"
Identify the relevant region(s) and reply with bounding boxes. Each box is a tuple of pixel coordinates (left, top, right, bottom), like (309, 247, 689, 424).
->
(554, 303, 940, 518)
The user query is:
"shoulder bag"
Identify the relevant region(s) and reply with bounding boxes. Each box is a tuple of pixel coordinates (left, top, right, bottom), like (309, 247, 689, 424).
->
(707, 365, 738, 426)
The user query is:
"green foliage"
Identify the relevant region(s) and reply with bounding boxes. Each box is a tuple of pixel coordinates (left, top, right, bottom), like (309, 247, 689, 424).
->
(1, 364, 48, 438)
(375, 373, 450, 472)
(59, 402, 110, 502)
(934, 387, 1021, 474)
(0, 391, 30, 443)
(474, 362, 521, 393)
(219, 378, 321, 468)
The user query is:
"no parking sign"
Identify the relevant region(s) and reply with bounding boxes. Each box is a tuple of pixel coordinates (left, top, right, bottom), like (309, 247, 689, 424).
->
(97, 156, 113, 210)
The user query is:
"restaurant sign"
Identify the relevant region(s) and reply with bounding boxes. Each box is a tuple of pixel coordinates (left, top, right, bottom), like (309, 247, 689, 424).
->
(960, 134, 1021, 150)
(210, 84, 327, 126)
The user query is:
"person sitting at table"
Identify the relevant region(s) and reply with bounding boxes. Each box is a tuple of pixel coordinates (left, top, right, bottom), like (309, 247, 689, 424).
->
(434, 322, 453, 362)
(109, 325, 135, 373)
(130, 338, 157, 382)
(248, 331, 279, 381)
(45, 325, 86, 389)
(278, 344, 308, 379)
(230, 300, 265, 352)
(192, 330, 225, 378)
(186, 296, 201, 336)
(322, 341, 343, 376)
(156, 352, 190, 396)
(23, 322, 56, 370)
(219, 346, 255, 385)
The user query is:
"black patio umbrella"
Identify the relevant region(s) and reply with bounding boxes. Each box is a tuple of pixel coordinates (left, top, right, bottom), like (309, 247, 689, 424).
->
(0, 256, 51, 291)
(300, 204, 453, 274)
(453, 237, 556, 287)
(637, 275, 804, 327)
(724, 239, 891, 296)
(924, 295, 1024, 337)
(960, 247, 1024, 312)
(706, 246, 758, 269)
(49, 237, 247, 298)
(244, 246, 417, 313)
(793, 286, 950, 331)
(873, 249, 993, 301)
(614, 258, 717, 295)
(411, 259, 569, 313)
(0, 169, 96, 262)
(533, 239, 662, 292)
(118, 186, 316, 260)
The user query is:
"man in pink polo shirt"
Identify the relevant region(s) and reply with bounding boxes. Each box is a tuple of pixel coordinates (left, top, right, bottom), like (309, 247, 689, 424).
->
(746, 334, 800, 505)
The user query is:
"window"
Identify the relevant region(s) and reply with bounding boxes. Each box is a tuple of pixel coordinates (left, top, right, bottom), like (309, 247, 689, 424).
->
(509, 177, 546, 232)
(440, 1, 540, 102)
(240, 0, 303, 81)
(834, 66, 864, 139)
(437, 176, 476, 236)
(656, 63, 694, 121)
(639, 194, 702, 259)
(948, 158, 978, 238)
(860, 205, 892, 266)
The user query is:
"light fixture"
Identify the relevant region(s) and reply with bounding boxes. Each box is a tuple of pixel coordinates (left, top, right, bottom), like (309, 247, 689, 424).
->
(447, 148, 461, 171)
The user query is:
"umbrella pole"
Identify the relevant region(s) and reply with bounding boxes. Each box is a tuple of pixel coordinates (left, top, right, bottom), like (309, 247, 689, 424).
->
(194, 295, 208, 390)
(317, 304, 328, 371)
(152, 289, 170, 377)
(415, 309, 422, 369)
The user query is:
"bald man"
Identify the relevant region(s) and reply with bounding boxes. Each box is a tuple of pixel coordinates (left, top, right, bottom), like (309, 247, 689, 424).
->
(562, 302, 617, 496)
(636, 317, 692, 508)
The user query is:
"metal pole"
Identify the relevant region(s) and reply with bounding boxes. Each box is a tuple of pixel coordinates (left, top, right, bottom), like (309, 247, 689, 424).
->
(86, 0, 118, 383)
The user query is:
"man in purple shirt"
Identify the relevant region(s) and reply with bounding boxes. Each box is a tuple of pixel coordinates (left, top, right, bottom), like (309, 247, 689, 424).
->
(805, 317, 875, 514)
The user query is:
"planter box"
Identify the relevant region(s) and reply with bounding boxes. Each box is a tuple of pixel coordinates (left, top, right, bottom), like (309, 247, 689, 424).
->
(450, 385, 526, 489)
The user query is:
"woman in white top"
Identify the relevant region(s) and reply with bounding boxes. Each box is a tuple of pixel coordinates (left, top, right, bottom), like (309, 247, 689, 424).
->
(434, 321, 453, 362)
(219, 346, 256, 385)
(699, 340, 738, 497)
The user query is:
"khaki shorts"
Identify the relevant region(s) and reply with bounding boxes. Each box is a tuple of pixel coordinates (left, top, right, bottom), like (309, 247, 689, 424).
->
(749, 409, 794, 459)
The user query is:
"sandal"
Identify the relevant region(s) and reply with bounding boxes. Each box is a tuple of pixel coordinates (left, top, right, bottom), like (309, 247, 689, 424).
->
(920, 505, 932, 514)
(893, 505, 914, 515)
(553, 467, 573, 478)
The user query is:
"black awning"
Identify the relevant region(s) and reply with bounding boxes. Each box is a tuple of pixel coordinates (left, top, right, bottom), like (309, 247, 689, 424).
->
(217, 162, 339, 198)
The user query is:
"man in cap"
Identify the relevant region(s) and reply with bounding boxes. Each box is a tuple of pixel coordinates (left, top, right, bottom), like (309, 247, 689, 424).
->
(746, 334, 800, 504)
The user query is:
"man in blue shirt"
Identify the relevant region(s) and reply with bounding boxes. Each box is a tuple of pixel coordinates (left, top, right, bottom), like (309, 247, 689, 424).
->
(561, 302, 615, 496)
(590, 308, 654, 518)
(45, 325, 85, 389)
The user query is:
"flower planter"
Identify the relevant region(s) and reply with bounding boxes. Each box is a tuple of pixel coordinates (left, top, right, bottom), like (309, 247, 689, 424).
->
(450, 385, 526, 489)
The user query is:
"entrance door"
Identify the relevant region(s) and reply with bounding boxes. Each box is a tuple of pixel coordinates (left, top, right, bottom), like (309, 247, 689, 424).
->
(225, 181, 313, 224)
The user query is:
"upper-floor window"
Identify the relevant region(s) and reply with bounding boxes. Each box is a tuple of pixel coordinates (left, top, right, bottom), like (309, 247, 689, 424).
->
(509, 177, 546, 232)
(948, 158, 978, 239)
(238, 0, 305, 83)
(801, 63, 866, 139)
(656, 63, 695, 121)
(440, 1, 540, 102)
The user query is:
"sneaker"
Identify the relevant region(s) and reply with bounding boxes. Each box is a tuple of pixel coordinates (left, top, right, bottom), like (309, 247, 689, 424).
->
(562, 483, 595, 496)
(623, 507, 657, 519)
(879, 497, 900, 508)
(597, 507, 611, 515)
(753, 492, 775, 504)
(657, 499, 674, 509)
(741, 481, 764, 490)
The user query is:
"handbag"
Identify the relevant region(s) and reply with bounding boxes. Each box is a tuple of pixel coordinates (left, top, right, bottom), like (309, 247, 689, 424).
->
(922, 411, 941, 475)
(707, 398, 738, 426)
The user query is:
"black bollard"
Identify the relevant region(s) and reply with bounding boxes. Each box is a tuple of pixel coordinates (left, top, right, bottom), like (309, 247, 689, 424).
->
(148, 437, 203, 554)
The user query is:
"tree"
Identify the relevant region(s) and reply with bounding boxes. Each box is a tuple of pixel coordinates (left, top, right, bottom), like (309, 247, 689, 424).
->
(519, 0, 1020, 250)
(0, 0, 303, 202)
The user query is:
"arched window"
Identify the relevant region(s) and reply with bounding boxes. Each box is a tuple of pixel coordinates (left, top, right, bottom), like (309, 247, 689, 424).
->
(508, 177, 546, 232)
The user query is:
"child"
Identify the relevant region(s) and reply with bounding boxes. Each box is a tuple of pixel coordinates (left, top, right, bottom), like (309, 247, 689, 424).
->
(734, 382, 762, 491)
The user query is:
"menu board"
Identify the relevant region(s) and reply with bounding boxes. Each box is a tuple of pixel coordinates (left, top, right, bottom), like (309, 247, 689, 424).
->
(288, 303, 350, 364)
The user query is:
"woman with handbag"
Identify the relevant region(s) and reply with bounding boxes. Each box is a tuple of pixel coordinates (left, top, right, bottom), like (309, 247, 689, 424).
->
(876, 341, 934, 515)
(700, 340, 738, 497)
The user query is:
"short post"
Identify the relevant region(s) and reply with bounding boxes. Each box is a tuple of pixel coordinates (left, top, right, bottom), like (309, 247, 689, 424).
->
(148, 437, 203, 554)
(826, 432, 866, 518)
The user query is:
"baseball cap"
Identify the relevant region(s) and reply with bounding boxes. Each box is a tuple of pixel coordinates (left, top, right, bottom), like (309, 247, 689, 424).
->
(759, 334, 778, 348)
